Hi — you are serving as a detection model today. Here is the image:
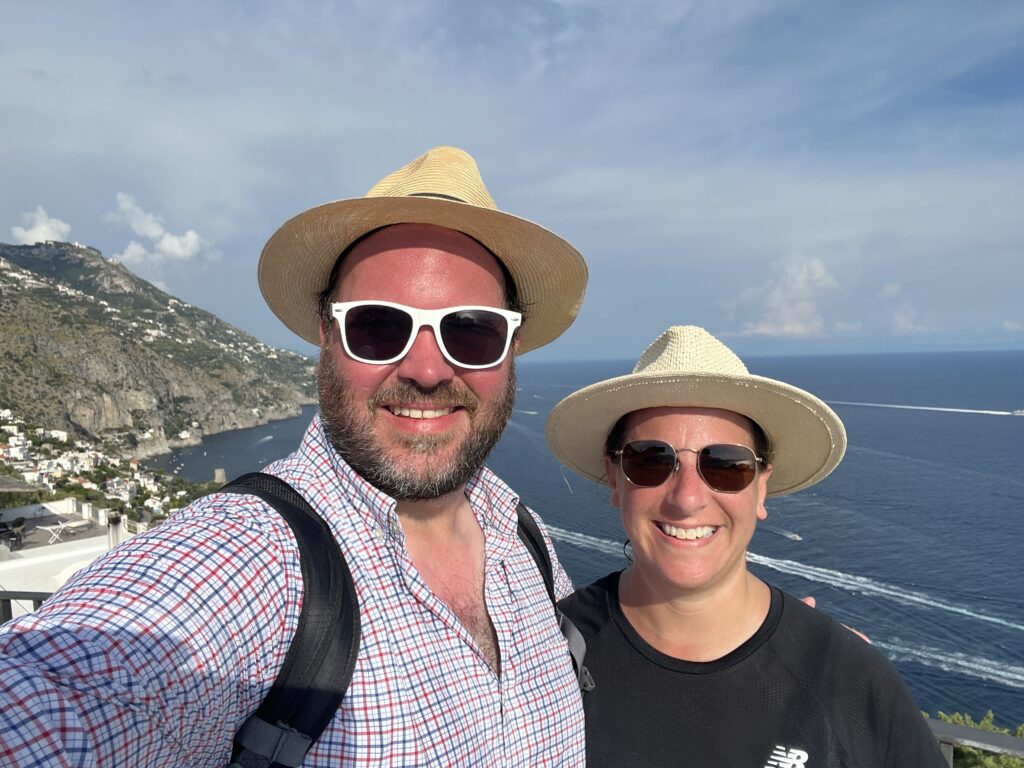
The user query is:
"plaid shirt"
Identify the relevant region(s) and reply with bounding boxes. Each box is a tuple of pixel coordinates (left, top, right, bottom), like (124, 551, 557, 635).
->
(0, 416, 585, 767)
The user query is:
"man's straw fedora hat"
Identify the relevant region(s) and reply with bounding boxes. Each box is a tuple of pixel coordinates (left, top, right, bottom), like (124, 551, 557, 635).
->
(546, 326, 846, 497)
(259, 146, 588, 354)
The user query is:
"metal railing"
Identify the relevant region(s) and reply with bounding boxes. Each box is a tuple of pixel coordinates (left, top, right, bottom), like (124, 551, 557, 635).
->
(1, 590, 1023, 764)
(931, 718, 1024, 766)
(0, 590, 49, 623)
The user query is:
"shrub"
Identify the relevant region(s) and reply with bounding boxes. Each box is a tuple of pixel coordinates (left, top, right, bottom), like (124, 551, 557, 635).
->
(936, 711, 1024, 767)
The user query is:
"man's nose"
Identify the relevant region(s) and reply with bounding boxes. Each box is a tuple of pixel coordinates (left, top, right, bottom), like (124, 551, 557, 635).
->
(394, 326, 456, 388)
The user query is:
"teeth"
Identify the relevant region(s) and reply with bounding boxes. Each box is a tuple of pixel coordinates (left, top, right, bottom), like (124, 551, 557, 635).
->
(388, 406, 454, 419)
(659, 523, 716, 541)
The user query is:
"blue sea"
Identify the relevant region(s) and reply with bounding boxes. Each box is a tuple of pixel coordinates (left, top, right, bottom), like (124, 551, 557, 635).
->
(148, 350, 1024, 728)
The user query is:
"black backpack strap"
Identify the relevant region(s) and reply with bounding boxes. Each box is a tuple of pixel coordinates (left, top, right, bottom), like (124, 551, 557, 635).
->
(220, 472, 360, 768)
(515, 503, 595, 693)
(515, 502, 556, 603)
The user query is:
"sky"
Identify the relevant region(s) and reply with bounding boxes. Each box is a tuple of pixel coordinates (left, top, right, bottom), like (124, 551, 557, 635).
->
(3, 1, 1023, 361)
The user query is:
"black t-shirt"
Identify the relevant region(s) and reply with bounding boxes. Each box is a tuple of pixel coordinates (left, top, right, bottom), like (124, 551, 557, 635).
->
(558, 572, 947, 768)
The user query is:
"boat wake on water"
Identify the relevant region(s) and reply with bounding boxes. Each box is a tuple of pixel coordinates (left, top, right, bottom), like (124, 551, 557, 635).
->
(547, 525, 1024, 690)
(874, 641, 1024, 690)
(548, 527, 622, 557)
(829, 400, 1024, 417)
(548, 526, 1024, 633)
(763, 525, 803, 541)
(746, 552, 1024, 632)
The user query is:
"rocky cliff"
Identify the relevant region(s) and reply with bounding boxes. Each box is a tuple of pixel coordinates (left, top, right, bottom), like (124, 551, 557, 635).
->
(0, 241, 316, 457)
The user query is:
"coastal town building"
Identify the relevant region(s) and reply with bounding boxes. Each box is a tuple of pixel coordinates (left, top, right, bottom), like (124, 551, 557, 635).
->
(0, 405, 199, 612)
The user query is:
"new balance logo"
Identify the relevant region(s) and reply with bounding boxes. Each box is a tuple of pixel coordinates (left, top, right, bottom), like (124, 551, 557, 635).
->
(764, 745, 809, 767)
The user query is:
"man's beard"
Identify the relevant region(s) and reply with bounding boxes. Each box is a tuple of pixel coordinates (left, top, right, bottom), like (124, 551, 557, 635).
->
(316, 349, 517, 501)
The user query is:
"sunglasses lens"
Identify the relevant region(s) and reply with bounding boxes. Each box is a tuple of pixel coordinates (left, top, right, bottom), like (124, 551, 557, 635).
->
(618, 442, 759, 492)
(344, 304, 413, 362)
(439, 309, 510, 367)
(620, 441, 677, 486)
(698, 445, 758, 493)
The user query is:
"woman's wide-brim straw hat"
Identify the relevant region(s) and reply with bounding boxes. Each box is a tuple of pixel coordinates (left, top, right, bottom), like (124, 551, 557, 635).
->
(546, 326, 847, 497)
(258, 146, 588, 354)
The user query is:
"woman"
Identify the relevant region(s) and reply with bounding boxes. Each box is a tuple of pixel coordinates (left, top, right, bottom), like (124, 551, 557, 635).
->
(546, 325, 946, 767)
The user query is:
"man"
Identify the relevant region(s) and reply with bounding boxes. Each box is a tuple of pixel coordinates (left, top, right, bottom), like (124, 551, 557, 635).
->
(0, 147, 588, 766)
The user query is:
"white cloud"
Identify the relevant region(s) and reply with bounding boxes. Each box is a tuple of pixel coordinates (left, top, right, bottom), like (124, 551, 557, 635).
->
(155, 230, 205, 262)
(742, 259, 839, 337)
(1003, 320, 1023, 332)
(113, 193, 165, 240)
(116, 241, 152, 266)
(3, 3, 1024, 355)
(890, 300, 932, 334)
(11, 206, 71, 245)
(834, 320, 863, 333)
(108, 194, 217, 270)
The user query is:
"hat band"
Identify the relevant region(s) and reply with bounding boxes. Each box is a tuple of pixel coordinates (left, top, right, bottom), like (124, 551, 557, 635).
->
(407, 192, 469, 204)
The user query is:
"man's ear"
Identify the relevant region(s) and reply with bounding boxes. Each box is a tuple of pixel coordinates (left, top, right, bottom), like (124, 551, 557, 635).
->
(319, 317, 330, 346)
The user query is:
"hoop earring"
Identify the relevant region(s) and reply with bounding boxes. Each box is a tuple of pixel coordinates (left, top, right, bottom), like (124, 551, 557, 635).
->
(622, 539, 633, 563)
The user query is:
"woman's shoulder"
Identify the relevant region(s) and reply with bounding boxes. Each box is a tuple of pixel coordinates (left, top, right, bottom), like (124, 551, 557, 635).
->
(769, 588, 946, 765)
(775, 589, 858, 643)
(558, 571, 621, 638)
(772, 587, 903, 678)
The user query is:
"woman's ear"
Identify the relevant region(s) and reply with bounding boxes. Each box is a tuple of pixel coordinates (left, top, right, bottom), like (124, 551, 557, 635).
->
(756, 463, 773, 521)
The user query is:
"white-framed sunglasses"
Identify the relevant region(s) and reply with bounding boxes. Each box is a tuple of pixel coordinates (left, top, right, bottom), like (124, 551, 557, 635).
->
(330, 300, 522, 369)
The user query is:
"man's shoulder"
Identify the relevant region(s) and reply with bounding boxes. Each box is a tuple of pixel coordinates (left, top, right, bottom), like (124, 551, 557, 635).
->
(182, 460, 356, 539)
(177, 478, 289, 526)
(136, 486, 295, 579)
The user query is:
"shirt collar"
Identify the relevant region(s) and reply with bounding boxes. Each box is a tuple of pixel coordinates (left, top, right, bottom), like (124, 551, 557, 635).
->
(465, 464, 521, 539)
